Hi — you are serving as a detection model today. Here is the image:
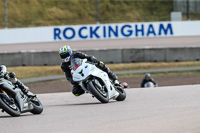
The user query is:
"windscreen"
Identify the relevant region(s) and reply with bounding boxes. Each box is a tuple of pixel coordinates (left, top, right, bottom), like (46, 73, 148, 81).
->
(71, 58, 82, 70)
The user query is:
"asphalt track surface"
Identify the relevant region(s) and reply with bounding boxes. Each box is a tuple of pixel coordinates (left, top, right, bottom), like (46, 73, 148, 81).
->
(1, 36, 200, 133)
(1, 85, 200, 133)
(1, 36, 200, 52)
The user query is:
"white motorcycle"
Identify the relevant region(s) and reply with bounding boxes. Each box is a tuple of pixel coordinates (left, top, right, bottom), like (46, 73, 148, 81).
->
(71, 58, 126, 103)
(144, 81, 157, 88)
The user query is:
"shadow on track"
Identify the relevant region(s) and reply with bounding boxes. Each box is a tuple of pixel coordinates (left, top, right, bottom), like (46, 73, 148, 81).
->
(46, 101, 117, 107)
(0, 113, 37, 118)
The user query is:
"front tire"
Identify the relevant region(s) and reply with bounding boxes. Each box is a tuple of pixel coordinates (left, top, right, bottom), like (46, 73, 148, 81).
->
(87, 80, 109, 103)
(30, 97, 43, 114)
(0, 94, 20, 117)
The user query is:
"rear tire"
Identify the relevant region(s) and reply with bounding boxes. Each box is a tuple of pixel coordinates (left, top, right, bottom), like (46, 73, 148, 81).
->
(30, 97, 43, 114)
(0, 94, 20, 117)
(87, 80, 109, 103)
(115, 87, 126, 101)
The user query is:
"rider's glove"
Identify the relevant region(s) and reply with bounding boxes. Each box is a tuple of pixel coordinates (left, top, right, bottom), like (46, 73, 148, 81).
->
(98, 61, 105, 67)
(8, 72, 17, 84)
(9, 72, 15, 78)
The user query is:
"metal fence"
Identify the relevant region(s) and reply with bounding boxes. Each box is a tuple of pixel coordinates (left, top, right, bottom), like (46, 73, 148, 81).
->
(174, 0, 200, 13)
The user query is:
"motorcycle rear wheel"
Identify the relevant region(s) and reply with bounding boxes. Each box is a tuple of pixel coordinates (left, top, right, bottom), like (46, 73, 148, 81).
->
(87, 80, 109, 103)
(30, 97, 43, 114)
(115, 87, 126, 101)
(0, 94, 20, 117)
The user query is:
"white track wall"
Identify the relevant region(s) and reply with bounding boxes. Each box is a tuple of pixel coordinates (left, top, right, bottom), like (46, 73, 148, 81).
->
(0, 21, 200, 44)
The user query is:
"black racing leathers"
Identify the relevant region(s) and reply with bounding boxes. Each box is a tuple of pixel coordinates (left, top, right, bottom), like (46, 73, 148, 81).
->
(61, 51, 118, 96)
(0, 72, 32, 97)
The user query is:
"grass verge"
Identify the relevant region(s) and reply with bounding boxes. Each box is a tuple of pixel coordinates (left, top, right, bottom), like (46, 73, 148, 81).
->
(118, 70, 200, 77)
(7, 61, 200, 79)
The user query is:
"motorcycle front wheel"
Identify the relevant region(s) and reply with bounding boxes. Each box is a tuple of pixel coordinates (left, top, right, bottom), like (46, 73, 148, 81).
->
(87, 79, 109, 103)
(0, 94, 20, 117)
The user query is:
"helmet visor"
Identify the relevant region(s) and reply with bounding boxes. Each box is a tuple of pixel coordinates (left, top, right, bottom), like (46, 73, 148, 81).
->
(60, 52, 70, 59)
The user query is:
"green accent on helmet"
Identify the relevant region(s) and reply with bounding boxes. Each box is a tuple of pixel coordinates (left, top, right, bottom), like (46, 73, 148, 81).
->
(59, 45, 68, 54)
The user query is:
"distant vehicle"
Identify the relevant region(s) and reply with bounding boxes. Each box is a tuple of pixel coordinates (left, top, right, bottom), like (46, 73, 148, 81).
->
(0, 78, 43, 117)
(141, 73, 157, 88)
(71, 58, 126, 103)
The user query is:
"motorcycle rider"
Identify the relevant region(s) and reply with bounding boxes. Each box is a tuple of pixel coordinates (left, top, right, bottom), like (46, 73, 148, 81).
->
(59, 45, 120, 96)
(141, 73, 157, 88)
(0, 65, 35, 97)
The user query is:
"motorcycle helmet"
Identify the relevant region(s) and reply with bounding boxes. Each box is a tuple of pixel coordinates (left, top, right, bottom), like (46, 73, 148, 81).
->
(0, 65, 7, 75)
(59, 45, 73, 62)
(144, 73, 151, 80)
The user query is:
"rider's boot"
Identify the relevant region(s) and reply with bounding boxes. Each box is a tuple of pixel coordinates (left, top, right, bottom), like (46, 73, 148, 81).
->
(114, 80, 121, 86)
(26, 91, 36, 97)
(22, 87, 36, 97)
(107, 71, 121, 86)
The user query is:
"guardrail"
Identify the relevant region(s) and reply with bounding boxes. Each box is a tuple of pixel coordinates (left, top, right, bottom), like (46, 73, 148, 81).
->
(1, 47, 200, 66)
